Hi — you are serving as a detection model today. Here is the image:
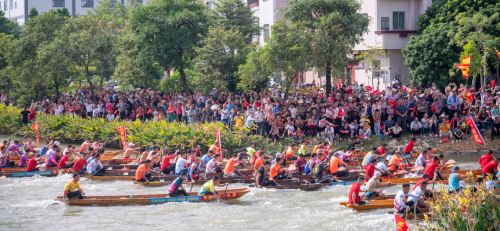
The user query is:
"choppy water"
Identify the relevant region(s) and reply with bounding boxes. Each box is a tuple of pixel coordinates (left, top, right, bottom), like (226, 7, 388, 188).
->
(0, 135, 486, 230)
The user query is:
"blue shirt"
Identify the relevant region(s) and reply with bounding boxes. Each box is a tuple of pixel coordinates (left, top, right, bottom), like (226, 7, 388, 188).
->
(227, 103, 236, 112)
(40, 146, 48, 156)
(273, 106, 281, 117)
(202, 154, 213, 165)
(188, 110, 196, 122)
(447, 95, 458, 110)
(246, 115, 254, 127)
(384, 120, 395, 129)
(87, 157, 93, 164)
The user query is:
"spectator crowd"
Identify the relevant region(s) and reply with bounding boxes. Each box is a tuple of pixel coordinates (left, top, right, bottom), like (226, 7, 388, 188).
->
(11, 80, 500, 144)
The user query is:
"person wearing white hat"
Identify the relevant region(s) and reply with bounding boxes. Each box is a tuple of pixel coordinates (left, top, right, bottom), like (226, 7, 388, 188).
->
(123, 143, 141, 159)
(364, 171, 387, 199)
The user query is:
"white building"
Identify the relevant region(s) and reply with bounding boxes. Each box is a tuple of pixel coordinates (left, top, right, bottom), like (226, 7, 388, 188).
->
(1, 0, 148, 25)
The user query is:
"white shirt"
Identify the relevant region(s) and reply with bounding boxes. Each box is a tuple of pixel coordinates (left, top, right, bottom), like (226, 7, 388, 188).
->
(394, 189, 419, 211)
(375, 162, 388, 174)
(84, 103, 94, 112)
(175, 157, 191, 174)
(221, 109, 229, 120)
(415, 154, 428, 167)
(87, 159, 103, 173)
(205, 159, 221, 174)
(106, 113, 115, 122)
(254, 111, 263, 122)
(409, 186, 423, 203)
(289, 107, 297, 119)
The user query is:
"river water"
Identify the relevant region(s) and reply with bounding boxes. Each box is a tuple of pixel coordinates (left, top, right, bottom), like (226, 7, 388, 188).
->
(0, 135, 485, 230)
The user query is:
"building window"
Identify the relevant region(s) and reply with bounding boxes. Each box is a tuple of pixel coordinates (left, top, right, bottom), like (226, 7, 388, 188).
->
(136, 0, 142, 3)
(381, 17, 389, 30)
(82, 0, 93, 7)
(53, 0, 64, 7)
(393, 12, 405, 30)
(263, 24, 269, 41)
(14, 0, 15, 9)
(9, 0, 12, 9)
(206, 2, 212, 9)
(3, 1, 6, 11)
(110, 0, 116, 7)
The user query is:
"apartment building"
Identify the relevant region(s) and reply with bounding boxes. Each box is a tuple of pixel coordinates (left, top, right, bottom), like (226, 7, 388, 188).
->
(1, 0, 148, 25)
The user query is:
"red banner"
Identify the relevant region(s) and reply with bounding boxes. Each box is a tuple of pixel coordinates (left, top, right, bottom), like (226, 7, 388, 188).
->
(394, 214, 410, 231)
(465, 117, 485, 145)
(31, 122, 40, 144)
(117, 126, 127, 151)
(215, 129, 221, 158)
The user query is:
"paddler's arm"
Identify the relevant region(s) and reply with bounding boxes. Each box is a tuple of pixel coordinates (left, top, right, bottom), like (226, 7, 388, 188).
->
(352, 191, 358, 206)
(256, 172, 262, 188)
(142, 171, 149, 183)
(189, 163, 196, 183)
(102, 138, 109, 147)
(386, 169, 397, 178)
(367, 181, 380, 193)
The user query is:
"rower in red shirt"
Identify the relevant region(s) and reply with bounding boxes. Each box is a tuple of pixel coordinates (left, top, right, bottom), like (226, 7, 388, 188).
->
(377, 143, 387, 155)
(365, 159, 383, 182)
(58, 151, 75, 169)
(404, 137, 421, 154)
(424, 157, 444, 180)
(161, 151, 178, 175)
(413, 174, 438, 191)
(73, 152, 90, 174)
(349, 176, 368, 206)
(478, 150, 494, 170)
(482, 158, 500, 179)
(27, 153, 44, 172)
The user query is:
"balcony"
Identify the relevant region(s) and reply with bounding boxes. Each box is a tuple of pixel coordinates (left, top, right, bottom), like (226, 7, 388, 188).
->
(374, 30, 418, 37)
(247, 0, 259, 7)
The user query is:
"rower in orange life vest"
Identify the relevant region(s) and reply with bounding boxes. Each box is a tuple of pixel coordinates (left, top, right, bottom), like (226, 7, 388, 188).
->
(388, 151, 407, 172)
(63, 173, 85, 201)
(270, 157, 292, 182)
(329, 152, 349, 177)
(136, 159, 159, 183)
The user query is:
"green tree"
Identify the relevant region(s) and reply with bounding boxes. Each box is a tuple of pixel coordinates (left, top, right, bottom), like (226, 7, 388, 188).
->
(460, 40, 481, 86)
(239, 20, 311, 98)
(0, 33, 13, 71)
(0, 11, 21, 37)
(282, 0, 369, 97)
(194, 24, 247, 93)
(160, 69, 198, 93)
(448, 12, 500, 86)
(211, 0, 260, 42)
(28, 7, 39, 19)
(403, 23, 463, 89)
(417, 0, 498, 33)
(8, 10, 67, 102)
(93, 0, 131, 20)
(114, 26, 162, 94)
(59, 13, 117, 99)
(130, 0, 209, 93)
(237, 47, 271, 92)
(56, 7, 70, 18)
(486, 38, 500, 83)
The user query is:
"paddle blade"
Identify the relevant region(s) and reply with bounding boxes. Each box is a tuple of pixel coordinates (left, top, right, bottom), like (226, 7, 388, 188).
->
(395, 170, 408, 175)
(411, 166, 424, 171)
(445, 160, 455, 165)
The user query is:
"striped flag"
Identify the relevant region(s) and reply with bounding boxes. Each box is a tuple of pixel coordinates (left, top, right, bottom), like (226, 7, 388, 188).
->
(465, 117, 485, 145)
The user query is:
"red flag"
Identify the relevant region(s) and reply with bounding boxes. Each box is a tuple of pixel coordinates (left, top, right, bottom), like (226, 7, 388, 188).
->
(465, 117, 485, 145)
(31, 122, 40, 144)
(495, 49, 500, 60)
(402, 85, 406, 92)
(346, 89, 353, 94)
(394, 214, 411, 231)
(388, 99, 394, 104)
(366, 86, 373, 91)
(215, 129, 221, 158)
(117, 126, 127, 151)
(370, 89, 380, 96)
(336, 84, 341, 89)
